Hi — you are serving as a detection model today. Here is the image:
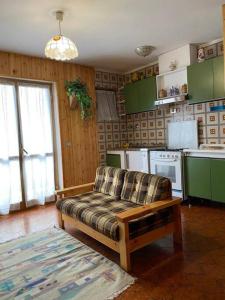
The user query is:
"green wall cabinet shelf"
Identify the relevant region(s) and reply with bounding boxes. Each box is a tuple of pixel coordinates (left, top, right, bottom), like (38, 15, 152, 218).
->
(124, 77, 156, 114)
(187, 56, 225, 104)
(106, 154, 121, 168)
(185, 156, 225, 203)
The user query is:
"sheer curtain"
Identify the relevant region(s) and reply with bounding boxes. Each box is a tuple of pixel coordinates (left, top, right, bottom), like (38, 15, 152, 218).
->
(19, 85, 55, 207)
(96, 90, 119, 121)
(0, 84, 22, 215)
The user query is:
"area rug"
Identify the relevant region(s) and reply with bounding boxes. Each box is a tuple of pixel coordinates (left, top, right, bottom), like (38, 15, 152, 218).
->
(0, 227, 135, 300)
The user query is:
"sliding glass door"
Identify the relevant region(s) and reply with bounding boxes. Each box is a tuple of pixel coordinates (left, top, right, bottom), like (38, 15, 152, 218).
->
(0, 83, 22, 214)
(0, 81, 55, 215)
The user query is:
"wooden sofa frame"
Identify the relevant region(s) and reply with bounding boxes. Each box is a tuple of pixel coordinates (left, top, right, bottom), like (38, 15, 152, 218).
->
(56, 182, 182, 272)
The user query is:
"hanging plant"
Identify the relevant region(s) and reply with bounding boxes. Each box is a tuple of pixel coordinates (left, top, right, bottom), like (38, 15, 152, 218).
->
(65, 78, 92, 119)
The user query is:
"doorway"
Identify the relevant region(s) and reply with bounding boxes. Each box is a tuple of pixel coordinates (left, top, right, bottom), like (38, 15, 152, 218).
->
(0, 80, 55, 215)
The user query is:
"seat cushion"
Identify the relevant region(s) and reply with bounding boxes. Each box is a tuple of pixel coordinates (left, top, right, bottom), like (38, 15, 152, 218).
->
(94, 166, 127, 198)
(56, 191, 172, 241)
(121, 171, 172, 204)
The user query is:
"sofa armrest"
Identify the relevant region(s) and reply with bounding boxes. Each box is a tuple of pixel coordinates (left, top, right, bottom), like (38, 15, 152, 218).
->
(116, 197, 181, 223)
(55, 182, 95, 198)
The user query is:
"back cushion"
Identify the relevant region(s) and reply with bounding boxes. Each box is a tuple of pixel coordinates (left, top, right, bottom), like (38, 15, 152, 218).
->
(94, 166, 127, 198)
(121, 171, 172, 204)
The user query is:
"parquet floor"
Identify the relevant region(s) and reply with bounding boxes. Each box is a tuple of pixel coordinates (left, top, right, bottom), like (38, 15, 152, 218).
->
(1, 202, 225, 300)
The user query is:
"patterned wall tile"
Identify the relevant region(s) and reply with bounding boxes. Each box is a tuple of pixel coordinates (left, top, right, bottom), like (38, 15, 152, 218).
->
(140, 112, 148, 120)
(194, 103, 206, 114)
(219, 125, 225, 138)
(113, 132, 120, 141)
(113, 123, 119, 132)
(156, 129, 165, 139)
(110, 73, 118, 83)
(120, 122, 127, 131)
(106, 133, 113, 141)
(206, 101, 217, 112)
(134, 121, 141, 130)
(217, 41, 224, 56)
(98, 142, 106, 152)
(141, 130, 149, 140)
(97, 132, 105, 142)
(149, 130, 156, 140)
(97, 123, 105, 132)
(102, 72, 110, 82)
(113, 142, 120, 148)
(148, 119, 156, 129)
(148, 110, 156, 119)
(207, 138, 219, 144)
(141, 120, 148, 130)
(106, 142, 114, 149)
(127, 114, 134, 121)
(219, 111, 225, 124)
(204, 44, 217, 59)
(156, 118, 165, 129)
(207, 125, 219, 138)
(134, 131, 141, 140)
(105, 123, 113, 132)
(206, 112, 219, 125)
(198, 126, 206, 138)
(156, 108, 164, 118)
(195, 113, 206, 125)
(127, 121, 134, 131)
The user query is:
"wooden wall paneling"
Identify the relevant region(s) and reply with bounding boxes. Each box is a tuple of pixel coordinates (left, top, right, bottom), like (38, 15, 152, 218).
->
(0, 51, 98, 188)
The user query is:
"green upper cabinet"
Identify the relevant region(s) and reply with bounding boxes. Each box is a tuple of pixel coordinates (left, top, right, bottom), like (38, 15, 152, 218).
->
(211, 159, 225, 203)
(124, 82, 139, 114)
(213, 56, 225, 99)
(187, 59, 214, 104)
(124, 77, 156, 114)
(187, 56, 225, 104)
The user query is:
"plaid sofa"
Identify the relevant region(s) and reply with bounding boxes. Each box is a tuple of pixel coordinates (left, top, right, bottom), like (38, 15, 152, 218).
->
(56, 167, 172, 241)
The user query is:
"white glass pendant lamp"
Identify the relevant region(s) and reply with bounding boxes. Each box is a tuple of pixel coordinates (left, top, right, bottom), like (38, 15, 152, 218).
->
(45, 10, 78, 61)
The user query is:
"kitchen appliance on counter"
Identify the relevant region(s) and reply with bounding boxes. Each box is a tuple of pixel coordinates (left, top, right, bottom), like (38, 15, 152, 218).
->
(126, 149, 150, 172)
(150, 120, 198, 198)
(107, 146, 165, 172)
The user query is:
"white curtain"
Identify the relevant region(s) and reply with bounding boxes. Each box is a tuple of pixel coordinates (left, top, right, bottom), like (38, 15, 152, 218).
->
(96, 90, 119, 121)
(19, 85, 55, 207)
(0, 84, 22, 215)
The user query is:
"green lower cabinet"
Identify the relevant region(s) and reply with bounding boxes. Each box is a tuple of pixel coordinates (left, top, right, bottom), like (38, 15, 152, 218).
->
(106, 154, 121, 168)
(211, 159, 225, 203)
(185, 157, 211, 200)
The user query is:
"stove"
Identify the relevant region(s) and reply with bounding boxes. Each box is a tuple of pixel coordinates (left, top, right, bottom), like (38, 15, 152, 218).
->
(150, 150, 183, 198)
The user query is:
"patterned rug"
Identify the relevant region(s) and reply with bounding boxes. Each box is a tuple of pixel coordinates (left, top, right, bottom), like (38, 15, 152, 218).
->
(0, 227, 135, 299)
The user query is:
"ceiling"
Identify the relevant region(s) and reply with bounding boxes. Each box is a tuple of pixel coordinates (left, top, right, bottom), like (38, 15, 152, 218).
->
(0, 0, 224, 73)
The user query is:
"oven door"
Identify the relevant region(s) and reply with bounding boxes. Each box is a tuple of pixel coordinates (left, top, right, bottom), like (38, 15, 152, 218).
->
(150, 158, 182, 190)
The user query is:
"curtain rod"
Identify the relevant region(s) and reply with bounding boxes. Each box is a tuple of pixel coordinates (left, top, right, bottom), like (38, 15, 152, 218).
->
(95, 87, 117, 92)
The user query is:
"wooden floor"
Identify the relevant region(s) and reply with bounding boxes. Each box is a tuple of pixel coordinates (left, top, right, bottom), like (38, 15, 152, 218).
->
(1, 202, 225, 300)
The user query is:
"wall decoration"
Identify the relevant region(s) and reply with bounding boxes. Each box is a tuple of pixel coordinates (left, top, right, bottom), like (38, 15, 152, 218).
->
(65, 78, 92, 119)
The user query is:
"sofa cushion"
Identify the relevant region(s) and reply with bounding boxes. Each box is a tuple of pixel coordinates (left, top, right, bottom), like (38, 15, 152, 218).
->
(121, 171, 172, 204)
(56, 191, 172, 241)
(94, 166, 127, 198)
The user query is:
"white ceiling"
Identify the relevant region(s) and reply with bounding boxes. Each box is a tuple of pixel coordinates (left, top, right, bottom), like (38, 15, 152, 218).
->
(0, 0, 224, 72)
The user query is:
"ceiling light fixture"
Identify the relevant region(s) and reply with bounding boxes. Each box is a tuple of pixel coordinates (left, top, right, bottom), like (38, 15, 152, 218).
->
(135, 45, 155, 57)
(45, 10, 78, 61)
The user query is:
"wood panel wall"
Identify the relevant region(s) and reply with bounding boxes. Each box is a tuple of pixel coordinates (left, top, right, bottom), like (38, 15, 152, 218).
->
(0, 51, 98, 187)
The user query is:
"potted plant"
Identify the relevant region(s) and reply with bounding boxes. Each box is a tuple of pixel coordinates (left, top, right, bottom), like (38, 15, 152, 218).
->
(65, 78, 92, 119)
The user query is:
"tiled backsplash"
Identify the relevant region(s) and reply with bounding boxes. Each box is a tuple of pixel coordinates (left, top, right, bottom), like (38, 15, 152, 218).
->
(96, 41, 225, 165)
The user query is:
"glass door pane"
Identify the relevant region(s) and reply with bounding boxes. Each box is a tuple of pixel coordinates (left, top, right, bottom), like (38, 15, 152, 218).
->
(0, 83, 22, 215)
(18, 84, 55, 206)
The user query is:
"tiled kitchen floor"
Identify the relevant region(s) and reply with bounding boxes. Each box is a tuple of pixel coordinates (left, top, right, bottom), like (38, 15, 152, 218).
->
(1, 202, 225, 300)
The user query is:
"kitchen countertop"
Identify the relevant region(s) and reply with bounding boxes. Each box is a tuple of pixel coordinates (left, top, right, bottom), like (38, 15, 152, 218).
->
(107, 146, 166, 152)
(183, 148, 225, 158)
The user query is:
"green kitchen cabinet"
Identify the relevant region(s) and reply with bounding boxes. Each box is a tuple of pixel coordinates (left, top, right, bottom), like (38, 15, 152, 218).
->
(106, 154, 121, 168)
(124, 82, 139, 114)
(213, 56, 225, 99)
(187, 59, 214, 104)
(211, 159, 225, 203)
(188, 56, 225, 104)
(124, 77, 156, 114)
(185, 157, 211, 200)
